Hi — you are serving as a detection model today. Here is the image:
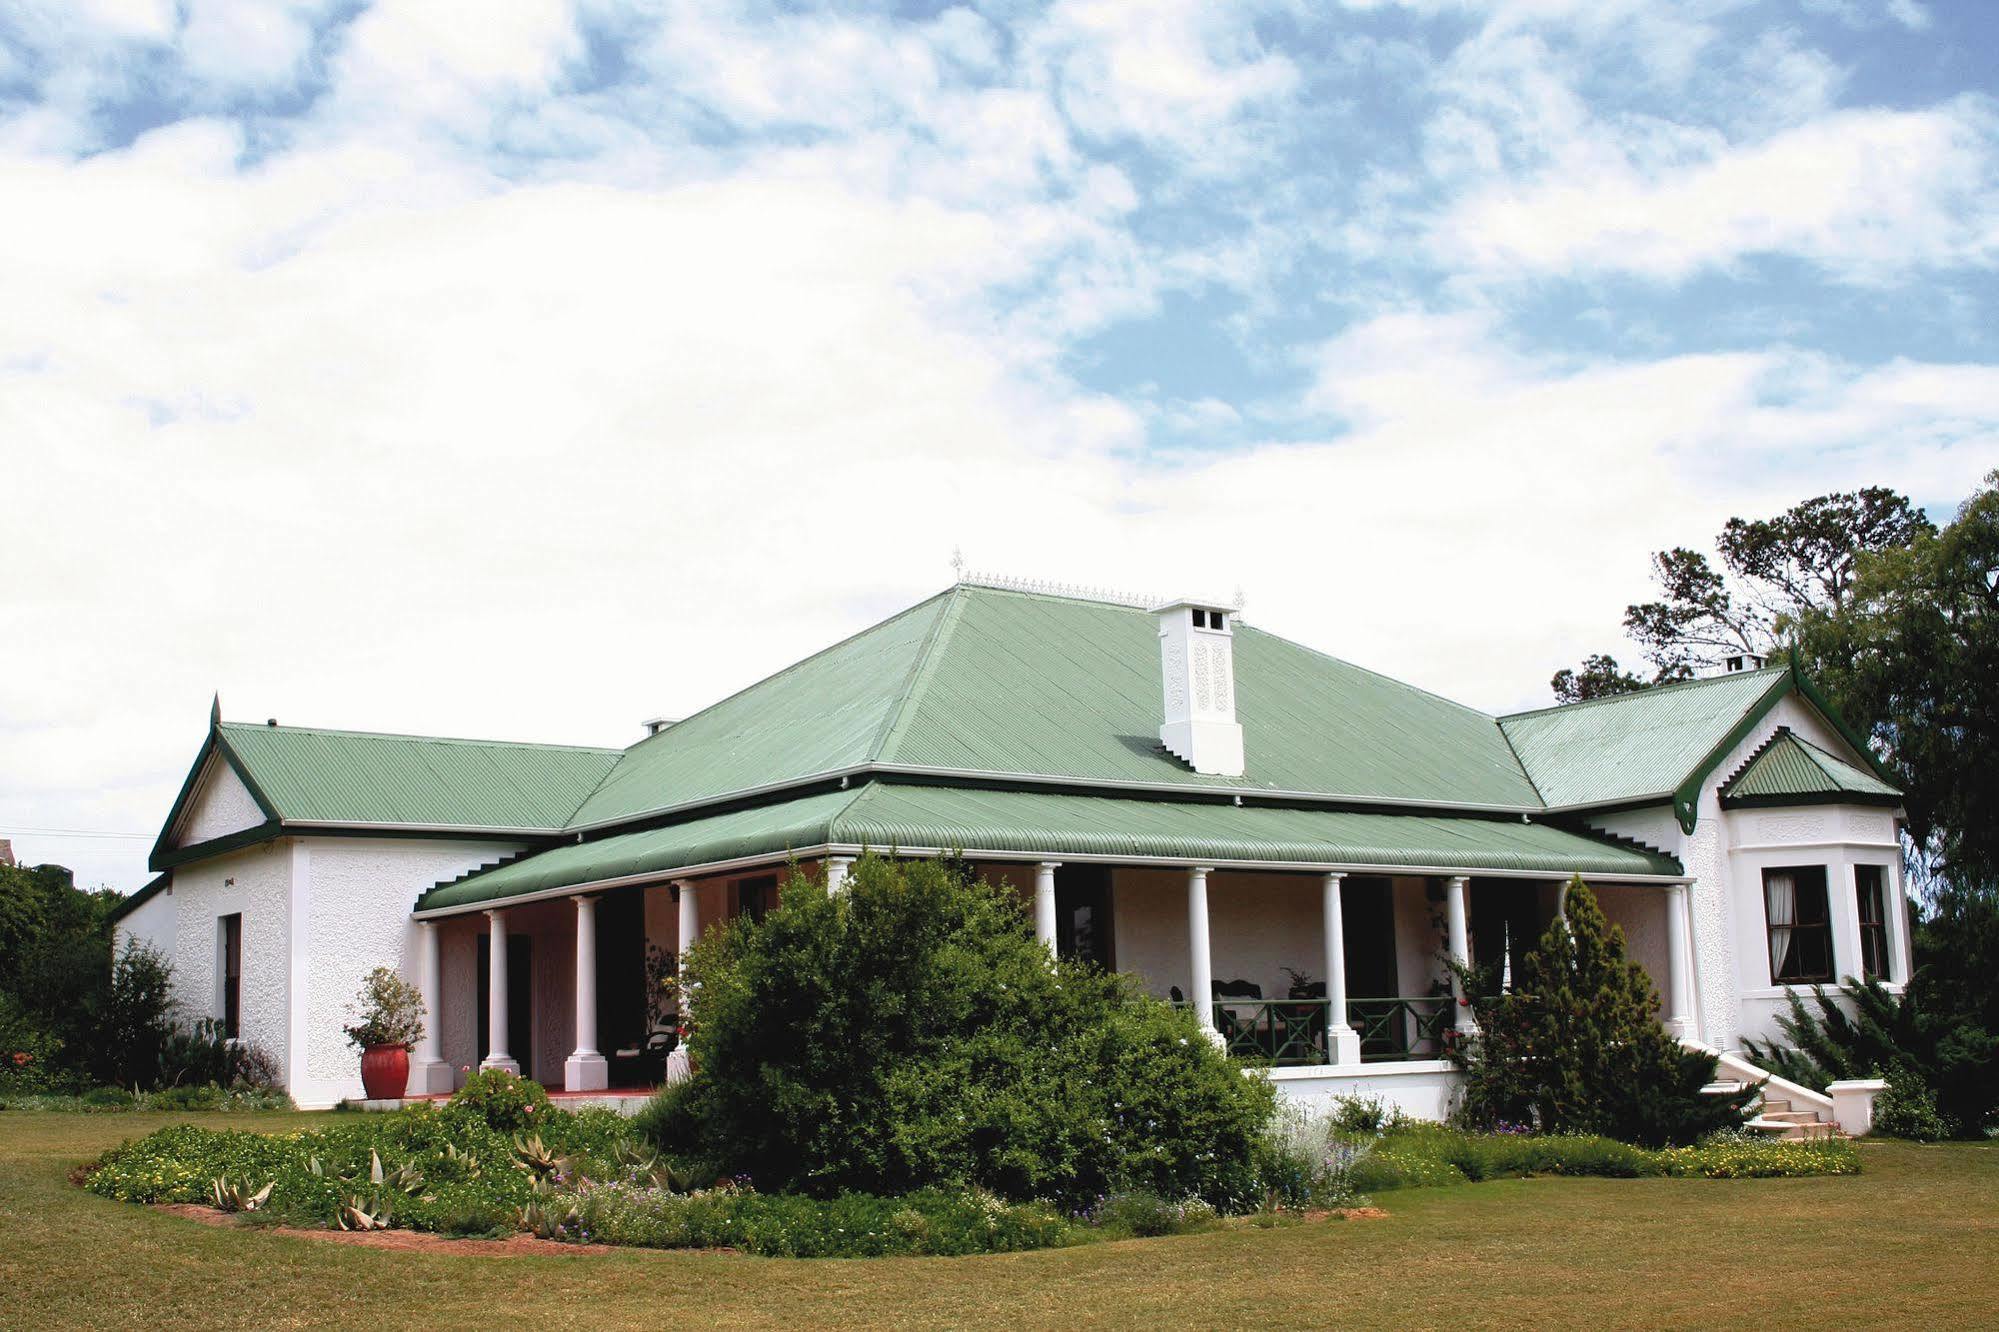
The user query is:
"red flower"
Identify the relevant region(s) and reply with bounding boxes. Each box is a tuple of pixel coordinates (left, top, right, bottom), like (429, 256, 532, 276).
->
(10, 1051, 29, 1066)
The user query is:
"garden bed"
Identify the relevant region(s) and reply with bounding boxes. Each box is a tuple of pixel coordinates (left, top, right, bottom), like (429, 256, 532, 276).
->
(82, 1086, 1861, 1260)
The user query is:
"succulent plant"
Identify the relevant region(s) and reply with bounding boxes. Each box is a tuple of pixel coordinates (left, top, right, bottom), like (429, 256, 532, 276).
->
(209, 1177, 273, 1213)
(336, 1196, 392, 1231)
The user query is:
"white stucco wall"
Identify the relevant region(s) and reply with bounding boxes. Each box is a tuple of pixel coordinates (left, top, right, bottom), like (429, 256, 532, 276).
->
(294, 838, 522, 1107)
(180, 758, 265, 844)
(1592, 883, 1671, 1001)
(1267, 1062, 1462, 1121)
(112, 882, 178, 962)
(167, 841, 293, 1074)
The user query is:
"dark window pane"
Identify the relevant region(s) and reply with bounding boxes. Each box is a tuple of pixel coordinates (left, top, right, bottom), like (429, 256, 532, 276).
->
(221, 913, 242, 1040)
(1765, 866, 1832, 984)
(1856, 865, 1891, 982)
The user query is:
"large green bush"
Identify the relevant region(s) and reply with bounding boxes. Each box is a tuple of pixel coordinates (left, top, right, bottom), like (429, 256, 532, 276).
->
(1451, 878, 1754, 1147)
(645, 855, 1274, 1210)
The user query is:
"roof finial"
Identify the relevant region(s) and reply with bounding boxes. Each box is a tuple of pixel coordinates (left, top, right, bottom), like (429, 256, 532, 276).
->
(950, 547, 967, 583)
(210, 693, 222, 731)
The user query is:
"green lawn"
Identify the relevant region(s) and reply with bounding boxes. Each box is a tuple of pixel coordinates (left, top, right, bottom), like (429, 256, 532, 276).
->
(3, 1111, 1993, 1330)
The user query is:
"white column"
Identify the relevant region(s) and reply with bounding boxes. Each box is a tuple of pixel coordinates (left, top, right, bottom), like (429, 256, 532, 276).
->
(1322, 872, 1362, 1065)
(1187, 866, 1221, 1044)
(826, 856, 856, 893)
(564, 895, 609, 1091)
(1034, 862, 1060, 955)
(407, 920, 454, 1094)
(675, 879, 699, 957)
(481, 909, 519, 1074)
(1444, 875, 1477, 1034)
(1663, 882, 1697, 1039)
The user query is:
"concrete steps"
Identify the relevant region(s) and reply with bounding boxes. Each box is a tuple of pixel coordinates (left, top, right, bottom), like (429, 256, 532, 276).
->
(1749, 1095, 1841, 1141)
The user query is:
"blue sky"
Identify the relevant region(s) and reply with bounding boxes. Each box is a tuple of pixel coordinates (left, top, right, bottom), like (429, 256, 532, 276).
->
(2, 0, 1996, 891)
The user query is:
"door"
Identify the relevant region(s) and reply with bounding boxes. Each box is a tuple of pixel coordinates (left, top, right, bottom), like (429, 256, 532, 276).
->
(476, 934, 533, 1075)
(596, 888, 647, 1057)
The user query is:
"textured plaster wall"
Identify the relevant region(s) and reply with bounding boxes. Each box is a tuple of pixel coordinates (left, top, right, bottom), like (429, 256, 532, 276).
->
(169, 841, 292, 1073)
(114, 885, 178, 960)
(180, 759, 265, 845)
(296, 838, 521, 1106)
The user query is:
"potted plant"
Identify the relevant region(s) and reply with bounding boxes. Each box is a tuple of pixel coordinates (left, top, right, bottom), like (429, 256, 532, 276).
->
(343, 966, 426, 1100)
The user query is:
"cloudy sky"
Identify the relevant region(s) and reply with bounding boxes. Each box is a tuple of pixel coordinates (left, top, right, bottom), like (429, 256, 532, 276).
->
(4, 0, 1997, 892)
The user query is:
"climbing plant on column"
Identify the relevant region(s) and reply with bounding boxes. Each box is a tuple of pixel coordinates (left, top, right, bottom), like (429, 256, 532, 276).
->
(1450, 877, 1753, 1146)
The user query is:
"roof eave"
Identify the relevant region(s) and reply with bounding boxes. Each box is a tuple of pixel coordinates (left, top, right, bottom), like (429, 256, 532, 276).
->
(413, 839, 1688, 919)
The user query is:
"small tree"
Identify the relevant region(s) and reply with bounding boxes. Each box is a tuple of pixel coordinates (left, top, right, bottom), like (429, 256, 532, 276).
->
(646, 855, 1274, 1209)
(1452, 878, 1751, 1146)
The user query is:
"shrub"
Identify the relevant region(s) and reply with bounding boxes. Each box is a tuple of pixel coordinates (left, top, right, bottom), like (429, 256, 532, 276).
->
(568, 1181, 1076, 1257)
(89, 940, 177, 1088)
(1452, 878, 1754, 1147)
(447, 1069, 551, 1134)
(657, 856, 1274, 1211)
(1654, 1136, 1860, 1179)
(0, 995, 66, 1093)
(1872, 1073, 1954, 1142)
(1257, 1102, 1376, 1208)
(1077, 1190, 1217, 1238)
(1346, 1148, 1469, 1192)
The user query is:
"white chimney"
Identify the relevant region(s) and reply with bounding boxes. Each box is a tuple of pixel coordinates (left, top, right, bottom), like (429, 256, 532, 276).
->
(1155, 598, 1245, 777)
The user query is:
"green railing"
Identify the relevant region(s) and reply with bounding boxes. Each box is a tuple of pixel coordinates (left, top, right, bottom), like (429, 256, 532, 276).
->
(1180, 996, 1457, 1066)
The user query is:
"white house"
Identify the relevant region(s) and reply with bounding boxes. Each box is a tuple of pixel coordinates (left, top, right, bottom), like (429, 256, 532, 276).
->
(113, 578, 1908, 1125)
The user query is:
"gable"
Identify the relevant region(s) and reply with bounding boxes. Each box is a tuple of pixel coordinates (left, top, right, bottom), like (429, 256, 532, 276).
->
(177, 754, 267, 846)
(1719, 726, 1901, 809)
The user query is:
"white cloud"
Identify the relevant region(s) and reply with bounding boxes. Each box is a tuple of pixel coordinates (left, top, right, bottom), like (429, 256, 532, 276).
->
(1436, 98, 1999, 283)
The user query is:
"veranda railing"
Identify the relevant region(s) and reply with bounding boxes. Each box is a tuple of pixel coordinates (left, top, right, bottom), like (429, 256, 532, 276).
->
(1174, 996, 1456, 1067)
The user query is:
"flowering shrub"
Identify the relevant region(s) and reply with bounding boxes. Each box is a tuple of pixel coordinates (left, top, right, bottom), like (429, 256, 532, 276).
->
(1074, 1190, 1218, 1238)
(446, 1068, 550, 1134)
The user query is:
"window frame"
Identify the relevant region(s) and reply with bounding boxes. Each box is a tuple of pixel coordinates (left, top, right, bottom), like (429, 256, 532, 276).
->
(1855, 864, 1892, 983)
(1763, 865, 1834, 986)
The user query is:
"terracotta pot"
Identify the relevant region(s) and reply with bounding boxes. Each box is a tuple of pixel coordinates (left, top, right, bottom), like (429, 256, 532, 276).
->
(360, 1043, 411, 1100)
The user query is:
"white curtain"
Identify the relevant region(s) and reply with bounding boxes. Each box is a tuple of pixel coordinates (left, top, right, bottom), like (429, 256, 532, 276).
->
(1765, 872, 1797, 978)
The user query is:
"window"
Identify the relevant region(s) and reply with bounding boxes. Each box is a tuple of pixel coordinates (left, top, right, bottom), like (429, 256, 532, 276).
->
(1764, 866, 1832, 984)
(1856, 865, 1892, 982)
(219, 913, 242, 1039)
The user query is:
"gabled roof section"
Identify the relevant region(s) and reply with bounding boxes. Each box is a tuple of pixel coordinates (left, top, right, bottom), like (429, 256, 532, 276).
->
(151, 720, 624, 870)
(567, 592, 957, 827)
(568, 584, 1543, 831)
(1719, 727, 1901, 809)
(418, 781, 1681, 914)
(1500, 666, 1792, 817)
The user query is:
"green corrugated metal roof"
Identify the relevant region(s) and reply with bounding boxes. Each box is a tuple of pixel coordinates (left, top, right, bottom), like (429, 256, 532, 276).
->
(1719, 728, 1900, 806)
(566, 594, 953, 827)
(1499, 667, 1792, 809)
(218, 723, 623, 829)
(877, 587, 1544, 806)
(418, 781, 1679, 911)
(568, 584, 1542, 830)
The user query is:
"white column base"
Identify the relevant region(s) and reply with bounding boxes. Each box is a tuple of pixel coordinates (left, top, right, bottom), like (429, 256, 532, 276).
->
(479, 1055, 520, 1075)
(1328, 1024, 1363, 1066)
(563, 1052, 609, 1092)
(1667, 1014, 1698, 1041)
(406, 1059, 456, 1095)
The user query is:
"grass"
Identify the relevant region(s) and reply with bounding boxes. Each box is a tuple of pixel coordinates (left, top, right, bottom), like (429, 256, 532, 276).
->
(3, 1111, 1994, 1330)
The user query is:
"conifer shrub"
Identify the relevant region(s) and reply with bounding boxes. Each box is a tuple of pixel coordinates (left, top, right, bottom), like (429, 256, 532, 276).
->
(644, 855, 1275, 1210)
(1450, 877, 1753, 1147)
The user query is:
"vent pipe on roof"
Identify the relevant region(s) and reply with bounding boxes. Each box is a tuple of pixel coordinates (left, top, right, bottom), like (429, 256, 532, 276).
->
(1155, 598, 1245, 777)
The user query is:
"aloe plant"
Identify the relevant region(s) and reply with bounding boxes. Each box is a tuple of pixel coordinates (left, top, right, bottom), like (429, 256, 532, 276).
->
(209, 1177, 273, 1213)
